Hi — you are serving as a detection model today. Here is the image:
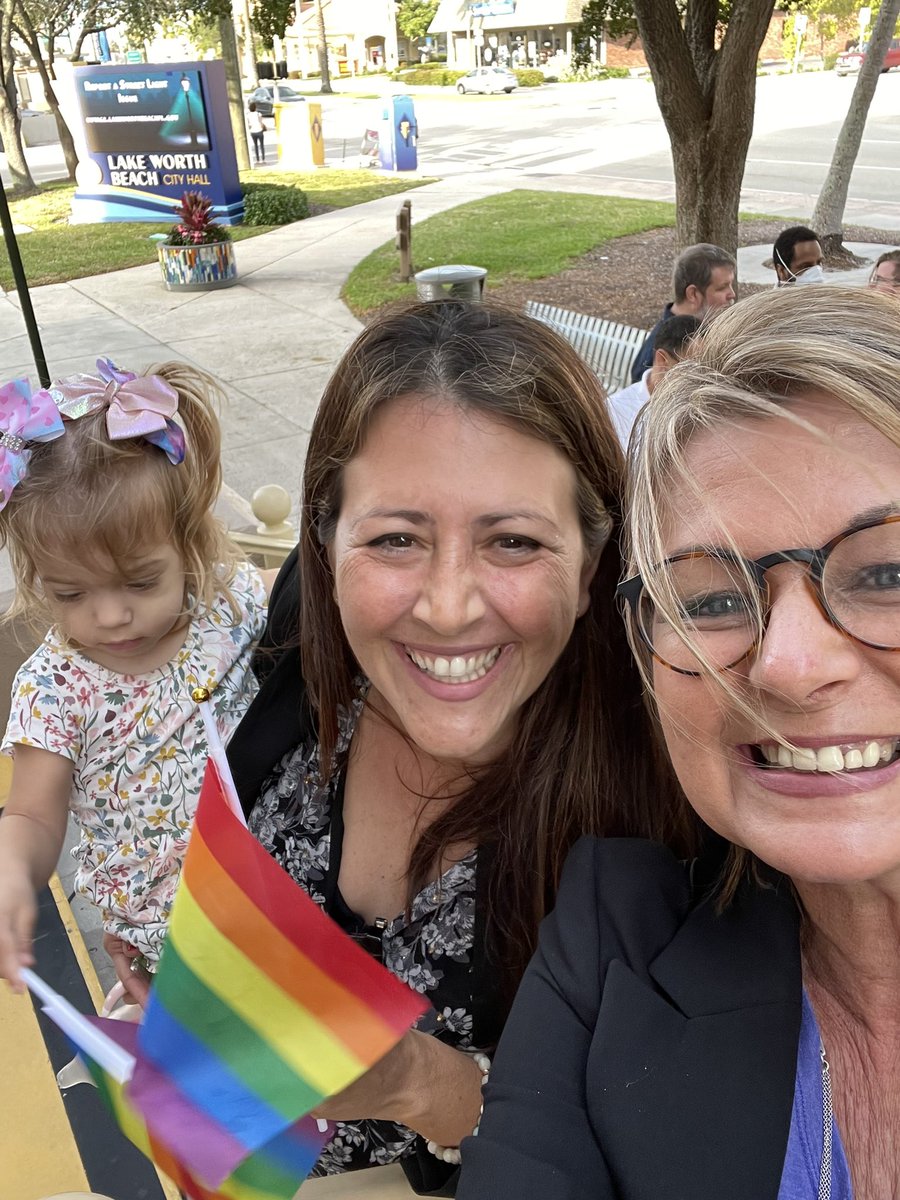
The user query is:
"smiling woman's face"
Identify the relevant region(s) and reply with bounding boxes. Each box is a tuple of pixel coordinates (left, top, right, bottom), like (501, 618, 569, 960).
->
(329, 395, 599, 766)
(653, 394, 900, 887)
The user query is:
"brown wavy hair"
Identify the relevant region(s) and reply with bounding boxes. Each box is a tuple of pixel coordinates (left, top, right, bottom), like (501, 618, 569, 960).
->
(300, 300, 688, 990)
(1, 361, 240, 632)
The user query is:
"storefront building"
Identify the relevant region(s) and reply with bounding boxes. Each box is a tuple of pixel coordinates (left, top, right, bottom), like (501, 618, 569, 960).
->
(428, 0, 586, 70)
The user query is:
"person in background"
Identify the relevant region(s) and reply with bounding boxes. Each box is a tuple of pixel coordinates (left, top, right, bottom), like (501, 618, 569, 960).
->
(459, 285, 900, 1200)
(222, 300, 685, 1192)
(607, 314, 700, 449)
(247, 100, 266, 165)
(629, 244, 735, 382)
(772, 224, 824, 287)
(867, 248, 900, 295)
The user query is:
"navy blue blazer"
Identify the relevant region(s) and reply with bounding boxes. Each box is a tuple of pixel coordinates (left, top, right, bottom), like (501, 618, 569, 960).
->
(458, 838, 802, 1200)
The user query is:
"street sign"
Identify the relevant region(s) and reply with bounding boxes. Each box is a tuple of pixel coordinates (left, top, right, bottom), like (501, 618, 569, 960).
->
(125, 50, 144, 63)
(859, 6, 872, 28)
(794, 13, 808, 34)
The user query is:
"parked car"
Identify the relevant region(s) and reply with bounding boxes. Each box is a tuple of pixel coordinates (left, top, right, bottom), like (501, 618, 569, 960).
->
(248, 84, 306, 117)
(456, 66, 517, 94)
(835, 37, 900, 76)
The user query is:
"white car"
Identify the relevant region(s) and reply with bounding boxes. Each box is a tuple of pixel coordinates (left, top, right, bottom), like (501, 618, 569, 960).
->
(456, 67, 517, 95)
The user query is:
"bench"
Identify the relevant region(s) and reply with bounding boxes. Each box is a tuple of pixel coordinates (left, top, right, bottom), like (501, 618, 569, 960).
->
(524, 301, 647, 394)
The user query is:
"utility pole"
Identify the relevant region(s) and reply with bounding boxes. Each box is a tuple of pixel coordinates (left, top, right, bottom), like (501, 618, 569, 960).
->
(219, 14, 252, 171)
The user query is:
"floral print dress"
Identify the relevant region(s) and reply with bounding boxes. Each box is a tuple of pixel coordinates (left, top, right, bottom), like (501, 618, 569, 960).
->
(249, 695, 500, 1179)
(2, 563, 267, 962)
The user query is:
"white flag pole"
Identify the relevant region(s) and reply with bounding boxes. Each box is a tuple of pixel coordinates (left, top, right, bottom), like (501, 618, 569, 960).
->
(21, 967, 136, 1083)
(191, 686, 247, 828)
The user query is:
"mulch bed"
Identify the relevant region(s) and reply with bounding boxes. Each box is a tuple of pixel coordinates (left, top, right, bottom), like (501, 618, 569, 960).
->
(487, 219, 899, 329)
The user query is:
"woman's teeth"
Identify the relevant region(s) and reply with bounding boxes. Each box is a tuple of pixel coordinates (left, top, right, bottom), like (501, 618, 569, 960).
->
(407, 647, 501, 684)
(757, 739, 899, 773)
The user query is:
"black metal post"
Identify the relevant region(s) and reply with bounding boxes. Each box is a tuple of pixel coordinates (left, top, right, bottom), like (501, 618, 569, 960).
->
(0, 180, 49, 386)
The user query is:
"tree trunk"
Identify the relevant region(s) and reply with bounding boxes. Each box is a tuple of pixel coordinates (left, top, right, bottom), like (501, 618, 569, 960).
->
(315, 0, 333, 93)
(219, 14, 252, 171)
(670, 128, 748, 256)
(239, 0, 258, 85)
(811, 0, 900, 254)
(13, 7, 78, 180)
(632, 0, 776, 258)
(0, 0, 33, 190)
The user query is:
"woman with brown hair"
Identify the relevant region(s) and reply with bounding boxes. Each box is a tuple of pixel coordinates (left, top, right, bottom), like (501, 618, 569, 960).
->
(224, 300, 684, 1192)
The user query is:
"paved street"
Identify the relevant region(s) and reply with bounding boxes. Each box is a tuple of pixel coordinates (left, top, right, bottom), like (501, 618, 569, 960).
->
(6, 72, 900, 223)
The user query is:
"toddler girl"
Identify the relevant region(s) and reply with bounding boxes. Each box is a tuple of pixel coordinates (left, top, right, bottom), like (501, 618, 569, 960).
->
(0, 359, 270, 989)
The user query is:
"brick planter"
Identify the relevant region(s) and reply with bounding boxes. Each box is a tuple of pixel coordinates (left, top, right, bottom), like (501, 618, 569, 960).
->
(157, 241, 238, 291)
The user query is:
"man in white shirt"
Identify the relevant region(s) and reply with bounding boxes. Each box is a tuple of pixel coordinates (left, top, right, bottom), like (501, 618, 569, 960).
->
(608, 314, 700, 449)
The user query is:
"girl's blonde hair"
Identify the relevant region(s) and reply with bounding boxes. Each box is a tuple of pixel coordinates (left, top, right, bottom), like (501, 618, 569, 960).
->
(0, 361, 240, 630)
(624, 284, 900, 890)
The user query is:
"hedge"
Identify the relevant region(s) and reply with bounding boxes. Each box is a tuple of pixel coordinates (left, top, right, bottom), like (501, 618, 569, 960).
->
(393, 67, 466, 85)
(241, 182, 310, 225)
(513, 68, 544, 87)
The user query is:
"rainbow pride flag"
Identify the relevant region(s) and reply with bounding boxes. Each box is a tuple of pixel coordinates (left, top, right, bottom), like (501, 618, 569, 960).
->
(83, 1018, 329, 1200)
(131, 757, 428, 1187)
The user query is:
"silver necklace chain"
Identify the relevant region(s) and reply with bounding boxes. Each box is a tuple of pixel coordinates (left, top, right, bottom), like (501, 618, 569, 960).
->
(819, 1042, 833, 1200)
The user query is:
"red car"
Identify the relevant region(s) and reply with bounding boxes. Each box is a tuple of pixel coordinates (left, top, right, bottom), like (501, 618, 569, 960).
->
(835, 36, 900, 76)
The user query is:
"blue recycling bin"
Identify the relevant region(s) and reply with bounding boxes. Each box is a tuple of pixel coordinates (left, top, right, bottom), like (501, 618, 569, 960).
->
(379, 95, 418, 171)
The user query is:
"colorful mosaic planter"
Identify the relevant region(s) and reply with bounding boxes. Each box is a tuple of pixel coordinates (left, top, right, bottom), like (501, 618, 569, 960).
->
(158, 241, 238, 292)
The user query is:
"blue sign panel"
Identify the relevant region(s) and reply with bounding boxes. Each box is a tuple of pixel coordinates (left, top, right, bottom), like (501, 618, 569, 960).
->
(68, 61, 242, 224)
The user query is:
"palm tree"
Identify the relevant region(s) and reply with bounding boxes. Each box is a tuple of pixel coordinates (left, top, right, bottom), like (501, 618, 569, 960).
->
(314, 0, 333, 94)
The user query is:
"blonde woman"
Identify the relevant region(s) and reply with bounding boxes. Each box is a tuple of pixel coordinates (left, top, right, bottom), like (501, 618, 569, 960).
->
(459, 286, 900, 1200)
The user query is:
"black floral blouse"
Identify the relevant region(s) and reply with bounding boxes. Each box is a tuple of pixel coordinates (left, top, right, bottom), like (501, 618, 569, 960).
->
(248, 694, 499, 1181)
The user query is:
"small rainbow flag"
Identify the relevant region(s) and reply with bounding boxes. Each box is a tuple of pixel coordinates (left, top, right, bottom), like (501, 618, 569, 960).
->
(132, 755, 428, 1187)
(83, 1018, 329, 1200)
(25, 725, 428, 1196)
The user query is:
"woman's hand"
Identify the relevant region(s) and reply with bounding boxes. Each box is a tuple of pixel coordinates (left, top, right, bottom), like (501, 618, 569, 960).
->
(102, 933, 152, 1007)
(311, 1029, 486, 1148)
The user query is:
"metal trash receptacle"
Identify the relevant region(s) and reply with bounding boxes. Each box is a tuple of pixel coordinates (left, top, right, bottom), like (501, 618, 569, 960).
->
(415, 264, 487, 302)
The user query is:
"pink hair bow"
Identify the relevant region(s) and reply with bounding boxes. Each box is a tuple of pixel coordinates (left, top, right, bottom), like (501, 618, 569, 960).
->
(48, 358, 185, 465)
(0, 378, 65, 512)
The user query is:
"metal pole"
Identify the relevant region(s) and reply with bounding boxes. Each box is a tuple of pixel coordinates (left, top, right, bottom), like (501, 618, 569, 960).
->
(0, 181, 49, 386)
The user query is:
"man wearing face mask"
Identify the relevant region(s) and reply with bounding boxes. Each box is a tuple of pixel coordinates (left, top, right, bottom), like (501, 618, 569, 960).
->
(772, 225, 825, 287)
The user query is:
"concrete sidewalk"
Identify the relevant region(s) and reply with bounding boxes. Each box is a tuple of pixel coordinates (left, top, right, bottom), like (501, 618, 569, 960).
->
(0, 174, 509, 526)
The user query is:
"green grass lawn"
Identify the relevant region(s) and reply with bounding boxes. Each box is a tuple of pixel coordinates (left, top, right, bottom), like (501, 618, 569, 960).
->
(343, 190, 678, 314)
(0, 170, 435, 291)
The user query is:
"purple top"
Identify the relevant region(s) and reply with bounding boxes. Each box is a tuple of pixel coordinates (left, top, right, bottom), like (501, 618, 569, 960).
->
(777, 991, 853, 1199)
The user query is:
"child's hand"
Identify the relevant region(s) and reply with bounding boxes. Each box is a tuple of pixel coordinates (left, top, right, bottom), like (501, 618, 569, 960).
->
(103, 933, 152, 1007)
(0, 869, 37, 991)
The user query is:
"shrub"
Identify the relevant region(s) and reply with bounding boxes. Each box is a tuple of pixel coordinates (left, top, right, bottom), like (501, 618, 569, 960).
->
(560, 62, 630, 82)
(241, 182, 309, 226)
(392, 67, 465, 85)
(165, 191, 230, 246)
(513, 68, 544, 87)
(825, 51, 839, 71)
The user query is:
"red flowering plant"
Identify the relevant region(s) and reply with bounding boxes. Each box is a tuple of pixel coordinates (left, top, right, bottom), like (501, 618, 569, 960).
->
(164, 191, 232, 246)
